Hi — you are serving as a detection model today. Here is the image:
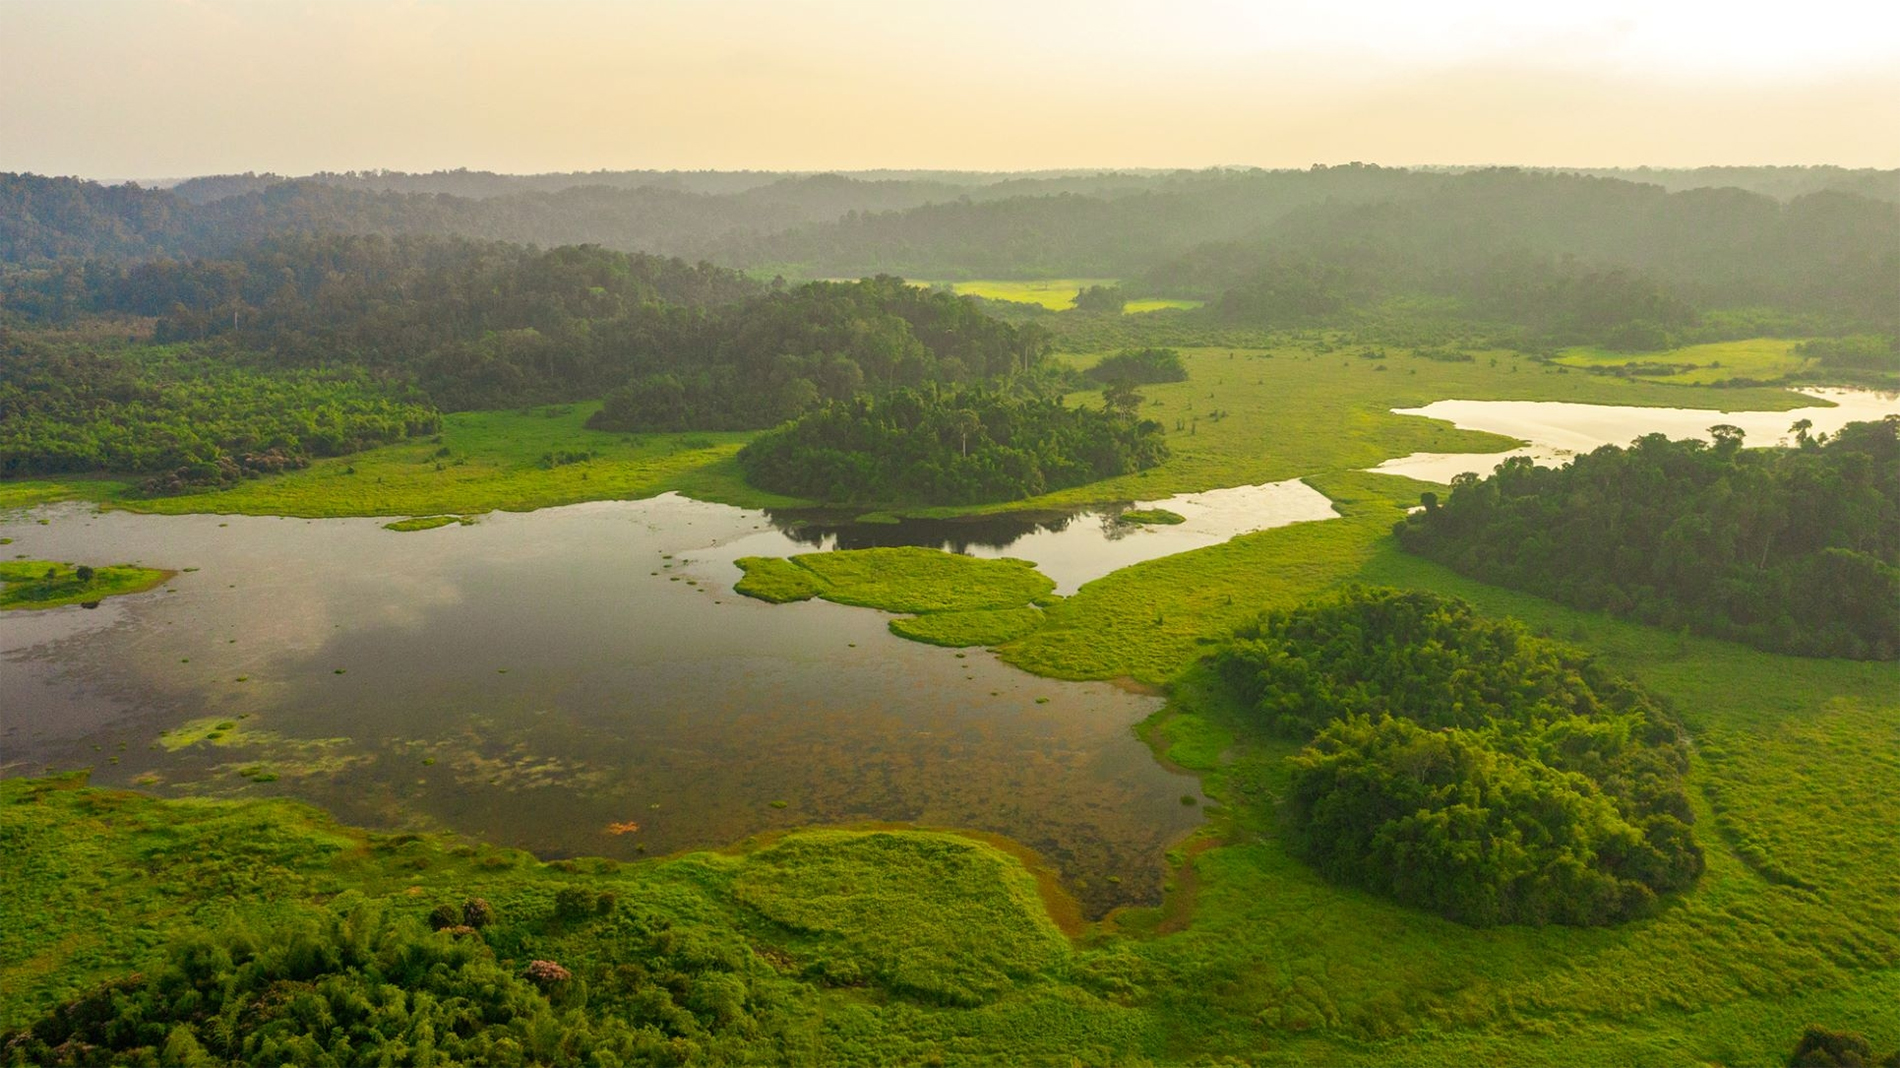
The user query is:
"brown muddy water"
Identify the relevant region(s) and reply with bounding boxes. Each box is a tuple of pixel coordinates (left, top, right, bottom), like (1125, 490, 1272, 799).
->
(2, 487, 1330, 915)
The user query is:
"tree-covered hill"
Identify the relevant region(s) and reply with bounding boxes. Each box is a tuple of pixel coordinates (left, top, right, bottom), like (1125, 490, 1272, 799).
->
(736, 385, 1167, 505)
(1395, 418, 1900, 659)
(1213, 586, 1702, 927)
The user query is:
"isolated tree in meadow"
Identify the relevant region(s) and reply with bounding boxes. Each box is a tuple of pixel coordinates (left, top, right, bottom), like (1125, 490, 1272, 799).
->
(1102, 379, 1144, 421)
(74, 565, 94, 583)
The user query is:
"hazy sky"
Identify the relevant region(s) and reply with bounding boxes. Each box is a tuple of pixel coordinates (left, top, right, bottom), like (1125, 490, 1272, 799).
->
(4, 0, 1898, 179)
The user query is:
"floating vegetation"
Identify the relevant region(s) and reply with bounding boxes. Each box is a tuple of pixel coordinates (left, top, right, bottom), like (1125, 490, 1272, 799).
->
(383, 514, 478, 532)
(1116, 508, 1186, 526)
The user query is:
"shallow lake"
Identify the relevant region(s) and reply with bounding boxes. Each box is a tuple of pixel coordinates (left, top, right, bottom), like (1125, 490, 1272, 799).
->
(0, 480, 1332, 915)
(1372, 387, 1900, 483)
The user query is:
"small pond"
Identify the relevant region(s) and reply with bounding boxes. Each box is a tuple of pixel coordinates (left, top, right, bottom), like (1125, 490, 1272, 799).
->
(1371, 387, 1900, 484)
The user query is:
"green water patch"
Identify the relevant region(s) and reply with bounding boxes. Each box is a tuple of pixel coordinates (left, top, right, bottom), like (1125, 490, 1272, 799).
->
(0, 559, 172, 611)
(735, 547, 1057, 647)
(1116, 508, 1185, 526)
(383, 514, 477, 532)
(889, 606, 1046, 647)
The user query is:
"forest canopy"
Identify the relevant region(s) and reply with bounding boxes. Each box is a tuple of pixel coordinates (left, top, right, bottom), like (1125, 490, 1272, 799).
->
(1213, 587, 1702, 927)
(1395, 418, 1900, 660)
(736, 385, 1168, 505)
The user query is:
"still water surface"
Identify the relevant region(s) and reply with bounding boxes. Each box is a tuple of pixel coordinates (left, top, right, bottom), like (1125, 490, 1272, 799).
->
(1, 481, 1331, 915)
(1373, 387, 1900, 483)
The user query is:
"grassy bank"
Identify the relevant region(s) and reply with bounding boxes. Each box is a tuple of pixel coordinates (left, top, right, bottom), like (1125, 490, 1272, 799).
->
(0, 559, 172, 610)
(3, 404, 808, 520)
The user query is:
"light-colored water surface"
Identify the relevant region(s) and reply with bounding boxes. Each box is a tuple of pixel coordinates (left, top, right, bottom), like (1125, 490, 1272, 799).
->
(1, 480, 1336, 913)
(1372, 387, 1900, 484)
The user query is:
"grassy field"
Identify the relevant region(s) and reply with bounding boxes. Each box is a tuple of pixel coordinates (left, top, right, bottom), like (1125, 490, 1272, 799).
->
(901, 344, 1810, 518)
(736, 547, 1056, 646)
(2, 403, 807, 519)
(1553, 337, 1814, 384)
(928, 279, 1202, 314)
(0, 559, 172, 610)
(930, 278, 1117, 310)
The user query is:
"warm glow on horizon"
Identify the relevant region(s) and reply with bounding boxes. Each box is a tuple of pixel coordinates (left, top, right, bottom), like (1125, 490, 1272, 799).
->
(3, 0, 1897, 179)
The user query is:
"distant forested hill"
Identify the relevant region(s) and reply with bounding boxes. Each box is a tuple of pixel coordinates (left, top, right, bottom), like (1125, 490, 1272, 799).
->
(6, 166, 1895, 356)
(0, 235, 1055, 481)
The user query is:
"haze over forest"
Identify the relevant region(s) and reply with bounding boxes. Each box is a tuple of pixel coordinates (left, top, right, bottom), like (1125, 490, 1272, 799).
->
(6, 0, 1900, 177)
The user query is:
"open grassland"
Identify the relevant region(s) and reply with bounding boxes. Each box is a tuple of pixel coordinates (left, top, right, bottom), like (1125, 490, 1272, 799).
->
(901, 343, 1812, 518)
(0, 559, 172, 610)
(928, 279, 1202, 314)
(1554, 337, 1814, 384)
(930, 278, 1116, 310)
(5, 404, 807, 519)
(1121, 298, 1205, 314)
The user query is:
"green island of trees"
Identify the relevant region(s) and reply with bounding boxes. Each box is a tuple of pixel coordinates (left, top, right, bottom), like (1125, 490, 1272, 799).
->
(736, 386, 1168, 505)
(1396, 417, 1900, 660)
(1213, 586, 1703, 927)
(1084, 347, 1189, 385)
(0, 559, 172, 610)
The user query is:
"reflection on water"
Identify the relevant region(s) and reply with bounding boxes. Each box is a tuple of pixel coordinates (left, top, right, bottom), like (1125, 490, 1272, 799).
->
(1372, 387, 1900, 484)
(0, 482, 1342, 914)
(738, 478, 1338, 594)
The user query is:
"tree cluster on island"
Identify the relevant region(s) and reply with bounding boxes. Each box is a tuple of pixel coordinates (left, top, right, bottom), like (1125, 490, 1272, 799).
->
(1213, 587, 1703, 927)
(736, 384, 1168, 505)
(1395, 418, 1900, 660)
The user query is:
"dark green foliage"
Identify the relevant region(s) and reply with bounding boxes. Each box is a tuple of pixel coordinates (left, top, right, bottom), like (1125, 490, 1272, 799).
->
(736, 386, 1168, 505)
(0, 332, 439, 481)
(1396, 418, 1900, 659)
(587, 276, 1050, 432)
(461, 898, 496, 929)
(1790, 1026, 1900, 1067)
(0, 894, 782, 1067)
(1071, 284, 1126, 314)
(1214, 587, 1701, 926)
(1084, 347, 1188, 384)
(1799, 335, 1900, 375)
(427, 903, 459, 930)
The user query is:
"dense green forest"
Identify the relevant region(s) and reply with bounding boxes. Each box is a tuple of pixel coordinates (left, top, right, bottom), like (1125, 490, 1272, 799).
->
(0, 329, 438, 483)
(1083, 347, 1188, 384)
(0, 892, 782, 1066)
(1213, 587, 1702, 927)
(0, 237, 1052, 478)
(1395, 419, 1900, 660)
(736, 386, 1167, 504)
